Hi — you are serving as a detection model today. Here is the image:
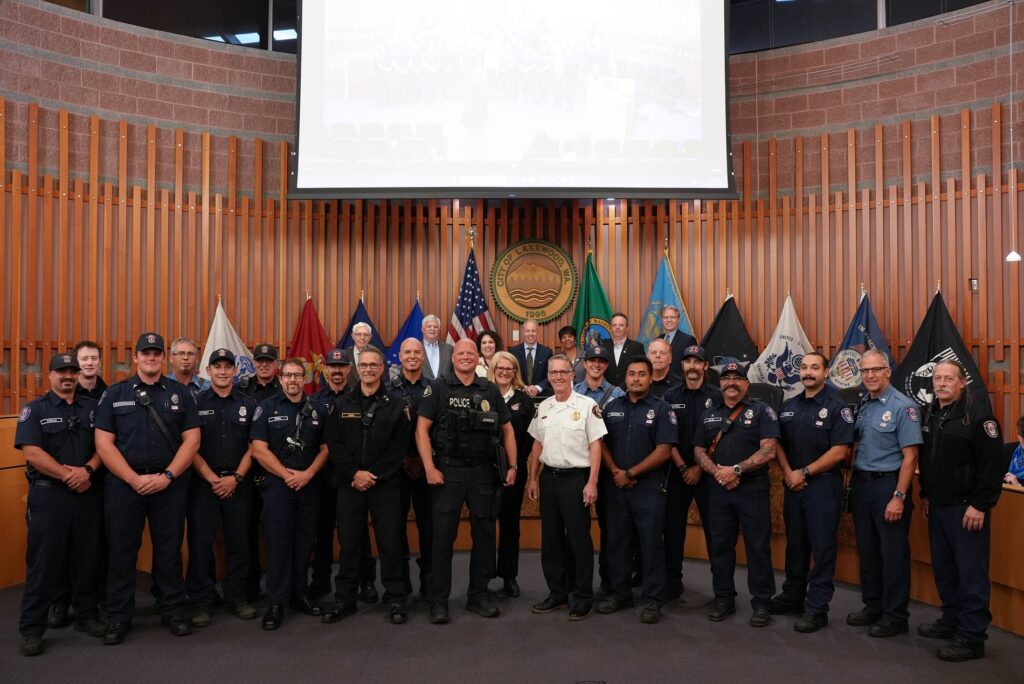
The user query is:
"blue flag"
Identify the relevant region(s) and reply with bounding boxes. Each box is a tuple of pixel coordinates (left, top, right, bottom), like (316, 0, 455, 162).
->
(828, 293, 893, 391)
(337, 299, 388, 352)
(386, 300, 425, 368)
(639, 254, 694, 345)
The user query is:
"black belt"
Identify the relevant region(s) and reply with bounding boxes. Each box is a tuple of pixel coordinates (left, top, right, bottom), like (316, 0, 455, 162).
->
(854, 469, 900, 479)
(30, 478, 56, 488)
(131, 465, 169, 475)
(440, 456, 489, 467)
(544, 466, 589, 478)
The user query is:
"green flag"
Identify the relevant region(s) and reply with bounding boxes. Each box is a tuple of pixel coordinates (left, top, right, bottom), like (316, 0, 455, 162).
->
(571, 252, 614, 349)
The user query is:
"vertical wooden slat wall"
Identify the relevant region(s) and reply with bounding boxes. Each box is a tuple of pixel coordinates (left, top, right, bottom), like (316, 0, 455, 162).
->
(1, 97, 1022, 429)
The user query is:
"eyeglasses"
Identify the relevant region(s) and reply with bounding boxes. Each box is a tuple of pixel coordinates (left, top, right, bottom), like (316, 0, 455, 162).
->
(494, 366, 516, 374)
(548, 370, 573, 376)
(859, 367, 888, 375)
(172, 351, 197, 358)
(281, 372, 304, 379)
(357, 363, 382, 370)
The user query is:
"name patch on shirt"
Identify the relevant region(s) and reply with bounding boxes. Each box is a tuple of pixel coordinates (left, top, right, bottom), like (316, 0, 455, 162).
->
(198, 410, 215, 416)
(606, 411, 624, 418)
(267, 416, 290, 423)
(39, 417, 64, 425)
(112, 401, 136, 408)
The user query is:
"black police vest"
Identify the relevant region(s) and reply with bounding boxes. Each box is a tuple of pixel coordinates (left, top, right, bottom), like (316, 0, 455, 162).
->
(431, 383, 499, 461)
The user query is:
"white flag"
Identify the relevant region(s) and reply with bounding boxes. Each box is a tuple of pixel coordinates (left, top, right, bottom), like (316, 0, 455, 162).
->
(748, 295, 814, 400)
(198, 302, 255, 382)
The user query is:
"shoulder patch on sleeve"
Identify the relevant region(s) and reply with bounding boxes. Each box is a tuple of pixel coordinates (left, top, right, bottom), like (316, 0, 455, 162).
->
(667, 410, 677, 425)
(422, 384, 432, 397)
(983, 420, 999, 439)
(841, 407, 855, 424)
(18, 406, 31, 422)
(905, 406, 920, 422)
(764, 407, 778, 421)
(253, 406, 263, 421)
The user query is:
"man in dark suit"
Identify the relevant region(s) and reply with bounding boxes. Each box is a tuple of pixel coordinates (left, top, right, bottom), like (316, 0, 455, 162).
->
(509, 321, 553, 397)
(657, 306, 697, 381)
(420, 314, 453, 381)
(345, 322, 375, 389)
(606, 313, 646, 389)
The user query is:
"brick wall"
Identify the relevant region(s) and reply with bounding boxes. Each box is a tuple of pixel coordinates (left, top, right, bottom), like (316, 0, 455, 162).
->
(1, 0, 1022, 198)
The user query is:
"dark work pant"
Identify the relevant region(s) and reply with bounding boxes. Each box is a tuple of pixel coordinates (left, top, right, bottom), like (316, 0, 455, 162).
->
(399, 469, 433, 595)
(245, 473, 264, 600)
(19, 481, 101, 637)
(185, 476, 253, 604)
(604, 475, 666, 606)
(497, 459, 527, 581)
(262, 475, 321, 606)
(780, 473, 842, 614)
(53, 476, 107, 610)
(311, 477, 378, 595)
(850, 472, 912, 622)
(928, 502, 992, 643)
(104, 472, 189, 624)
(430, 462, 499, 602)
(663, 468, 710, 595)
(539, 468, 594, 609)
(595, 470, 611, 591)
(336, 478, 407, 605)
(706, 476, 776, 609)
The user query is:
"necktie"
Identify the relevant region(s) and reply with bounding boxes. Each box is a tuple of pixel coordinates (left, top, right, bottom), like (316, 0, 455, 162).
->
(667, 332, 674, 344)
(526, 347, 535, 384)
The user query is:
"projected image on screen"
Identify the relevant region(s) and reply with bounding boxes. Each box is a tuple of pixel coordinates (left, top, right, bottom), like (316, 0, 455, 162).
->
(293, 0, 731, 198)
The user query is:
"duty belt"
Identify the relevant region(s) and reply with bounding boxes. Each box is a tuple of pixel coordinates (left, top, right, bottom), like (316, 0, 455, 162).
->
(131, 464, 170, 474)
(544, 466, 589, 478)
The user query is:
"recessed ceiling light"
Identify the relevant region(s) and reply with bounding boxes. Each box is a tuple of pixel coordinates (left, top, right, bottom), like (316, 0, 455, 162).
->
(203, 35, 226, 43)
(235, 32, 261, 44)
(274, 28, 298, 41)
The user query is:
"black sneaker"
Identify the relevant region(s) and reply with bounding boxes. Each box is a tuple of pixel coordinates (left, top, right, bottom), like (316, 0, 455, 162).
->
(750, 608, 772, 628)
(917, 620, 956, 640)
(47, 604, 72, 629)
(768, 595, 804, 615)
(868, 618, 908, 638)
(20, 635, 44, 657)
(466, 595, 500, 618)
(640, 604, 661, 624)
(707, 599, 736, 622)
(794, 612, 828, 633)
(429, 601, 450, 624)
(73, 618, 108, 638)
(103, 623, 130, 645)
(846, 607, 882, 626)
(359, 583, 380, 604)
(595, 596, 635, 614)
(937, 637, 985, 662)
(160, 615, 193, 637)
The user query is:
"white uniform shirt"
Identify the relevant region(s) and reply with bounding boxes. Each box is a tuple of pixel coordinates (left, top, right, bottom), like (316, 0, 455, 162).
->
(528, 391, 608, 469)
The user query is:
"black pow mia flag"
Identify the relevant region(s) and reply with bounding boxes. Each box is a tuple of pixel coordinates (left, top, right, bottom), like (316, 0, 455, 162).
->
(701, 295, 758, 366)
(893, 292, 991, 411)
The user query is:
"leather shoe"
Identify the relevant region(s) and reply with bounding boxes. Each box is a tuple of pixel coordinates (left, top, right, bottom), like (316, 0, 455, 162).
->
(190, 608, 212, 628)
(359, 583, 379, 604)
(429, 600, 450, 624)
(595, 596, 635, 614)
(568, 604, 592, 621)
(750, 608, 772, 628)
(103, 623, 130, 645)
(225, 601, 257, 621)
(467, 594, 500, 618)
(322, 602, 357, 624)
(74, 618, 108, 638)
(794, 612, 828, 633)
(768, 595, 804, 615)
(707, 599, 736, 622)
(160, 615, 193, 637)
(917, 620, 956, 640)
(938, 637, 985, 662)
(640, 604, 661, 624)
(262, 605, 284, 630)
(502, 578, 521, 598)
(47, 604, 71, 629)
(868, 618, 908, 638)
(20, 635, 44, 657)
(290, 596, 322, 617)
(846, 608, 882, 626)
(532, 596, 569, 614)
(389, 602, 408, 625)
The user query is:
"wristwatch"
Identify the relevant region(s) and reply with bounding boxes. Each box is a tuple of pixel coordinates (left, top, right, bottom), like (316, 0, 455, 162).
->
(83, 464, 94, 476)
(162, 470, 176, 481)
(801, 467, 810, 478)
(508, 464, 518, 470)
(893, 490, 906, 501)
(732, 465, 742, 476)
(232, 472, 244, 484)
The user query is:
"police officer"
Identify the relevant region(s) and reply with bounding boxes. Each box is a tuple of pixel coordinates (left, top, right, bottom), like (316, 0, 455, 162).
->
(250, 357, 331, 630)
(390, 338, 435, 599)
(16, 353, 105, 656)
(596, 356, 676, 624)
(322, 346, 413, 624)
(693, 357, 779, 627)
(310, 349, 378, 604)
(918, 360, 1009, 661)
(847, 349, 922, 637)
(526, 355, 607, 620)
(662, 344, 721, 601)
(238, 343, 282, 601)
(94, 332, 200, 644)
(573, 345, 624, 594)
(769, 352, 854, 632)
(185, 349, 258, 626)
(416, 339, 516, 624)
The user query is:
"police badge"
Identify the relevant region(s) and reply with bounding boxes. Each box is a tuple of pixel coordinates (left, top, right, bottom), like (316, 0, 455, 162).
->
(239, 406, 247, 417)
(572, 410, 580, 421)
(818, 408, 828, 419)
(171, 393, 179, 404)
(481, 400, 491, 412)
(744, 409, 754, 420)
(646, 409, 656, 420)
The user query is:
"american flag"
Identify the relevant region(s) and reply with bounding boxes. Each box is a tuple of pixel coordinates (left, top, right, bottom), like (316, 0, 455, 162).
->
(447, 249, 495, 344)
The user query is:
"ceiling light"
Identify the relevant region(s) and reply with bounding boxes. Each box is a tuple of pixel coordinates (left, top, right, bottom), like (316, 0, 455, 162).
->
(274, 29, 298, 41)
(235, 32, 261, 44)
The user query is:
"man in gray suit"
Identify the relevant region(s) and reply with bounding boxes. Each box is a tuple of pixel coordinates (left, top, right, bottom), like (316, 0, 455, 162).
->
(345, 322, 375, 388)
(420, 314, 453, 380)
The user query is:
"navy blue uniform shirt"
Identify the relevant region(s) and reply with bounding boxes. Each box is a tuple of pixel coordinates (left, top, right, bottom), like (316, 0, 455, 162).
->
(694, 397, 780, 476)
(15, 391, 98, 479)
(94, 375, 200, 468)
(250, 394, 329, 470)
(602, 392, 677, 471)
(779, 389, 855, 471)
(663, 383, 722, 465)
(195, 387, 257, 472)
(313, 385, 347, 414)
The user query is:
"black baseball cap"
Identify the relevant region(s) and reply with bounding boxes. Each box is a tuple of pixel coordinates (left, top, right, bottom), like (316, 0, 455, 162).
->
(682, 345, 707, 362)
(718, 357, 748, 379)
(136, 332, 165, 352)
(208, 348, 236, 365)
(253, 344, 278, 361)
(325, 348, 350, 366)
(49, 353, 81, 371)
(584, 346, 612, 362)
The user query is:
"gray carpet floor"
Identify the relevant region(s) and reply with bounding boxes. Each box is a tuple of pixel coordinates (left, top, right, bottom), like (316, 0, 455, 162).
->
(1, 552, 1019, 683)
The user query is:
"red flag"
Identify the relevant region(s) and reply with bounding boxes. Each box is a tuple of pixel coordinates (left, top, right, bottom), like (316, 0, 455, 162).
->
(287, 298, 333, 395)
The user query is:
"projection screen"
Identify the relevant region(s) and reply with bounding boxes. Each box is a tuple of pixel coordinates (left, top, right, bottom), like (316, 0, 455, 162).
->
(291, 0, 734, 199)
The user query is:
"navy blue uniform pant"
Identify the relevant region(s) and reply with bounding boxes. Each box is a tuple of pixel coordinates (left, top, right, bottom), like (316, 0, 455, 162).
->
(185, 477, 253, 605)
(604, 475, 666, 606)
(104, 472, 188, 624)
(706, 476, 775, 609)
(336, 478, 407, 605)
(262, 474, 321, 606)
(780, 473, 842, 614)
(539, 468, 595, 610)
(52, 477, 107, 610)
(663, 468, 710, 596)
(850, 471, 912, 622)
(310, 476, 376, 597)
(19, 481, 101, 637)
(399, 469, 433, 595)
(430, 462, 498, 602)
(928, 502, 992, 643)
